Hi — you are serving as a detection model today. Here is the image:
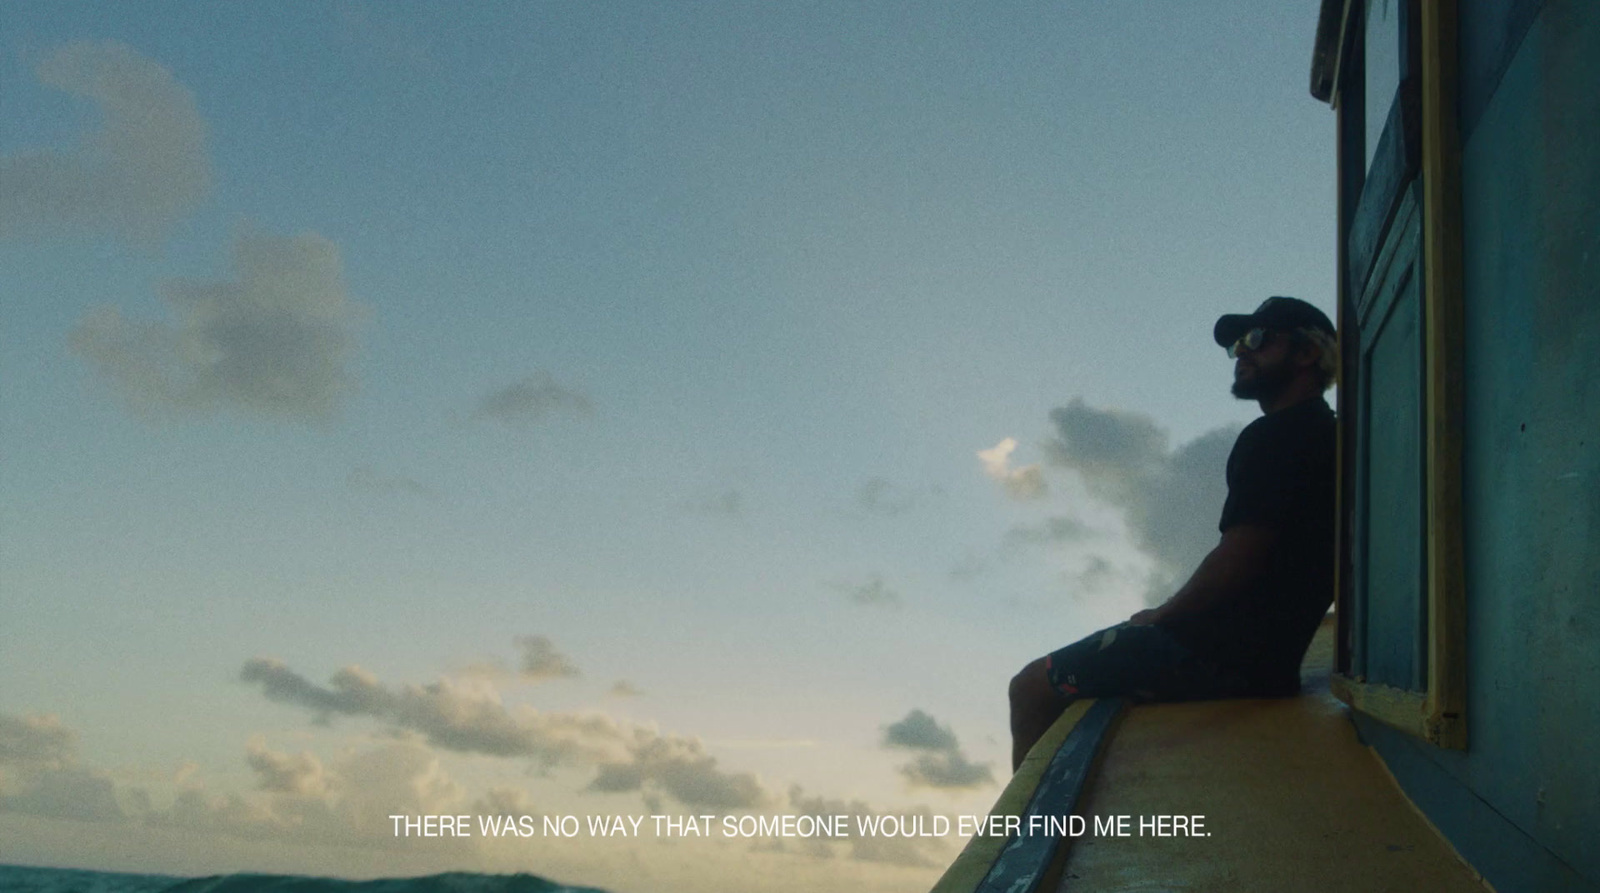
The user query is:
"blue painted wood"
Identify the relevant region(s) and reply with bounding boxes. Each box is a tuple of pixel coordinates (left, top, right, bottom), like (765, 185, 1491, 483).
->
(1352, 185, 1428, 692)
(1458, 0, 1546, 141)
(1348, 90, 1419, 299)
(974, 698, 1124, 893)
(1344, 2, 1600, 887)
(1354, 714, 1595, 893)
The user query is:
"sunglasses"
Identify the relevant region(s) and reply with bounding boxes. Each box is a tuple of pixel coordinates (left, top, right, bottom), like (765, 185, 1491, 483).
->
(1227, 327, 1274, 358)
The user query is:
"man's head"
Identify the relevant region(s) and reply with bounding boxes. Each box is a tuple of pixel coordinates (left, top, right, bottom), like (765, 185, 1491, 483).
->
(1213, 297, 1337, 403)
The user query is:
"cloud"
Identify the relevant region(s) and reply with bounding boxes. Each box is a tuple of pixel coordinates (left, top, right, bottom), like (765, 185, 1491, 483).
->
(347, 466, 438, 501)
(154, 787, 285, 837)
(882, 710, 959, 753)
(514, 635, 582, 682)
(0, 766, 127, 823)
(238, 650, 782, 816)
(1045, 399, 1239, 605)
(153, 741, 465, 847)
(0, 713, 75, 770)
(332, 743, 464, 836)
(472, 373, 591, 427)
(2, 712, 475, 854)
(587, 731, 774, 812)
(881, 710, 994, 792)
(832, 575, 902, 609)
(1002, 516, 1093, 550)
(0, 41, 211, 247)
(239, 658, 621, 764)
(70, 227, 365, 422)
(607, 681, 644, 698)
(1071, 555, 1122, 596)
(471, 786, 537, 818)
(897, 751, 994, 790)
(0, 712, 124, 822)
(786, 786, 949, 868)
(977, 438, 1047, 500)
(245, 737, 331, 797)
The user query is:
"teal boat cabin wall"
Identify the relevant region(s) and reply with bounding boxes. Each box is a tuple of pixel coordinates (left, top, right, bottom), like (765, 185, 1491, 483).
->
(1317, 1, 1599, 890)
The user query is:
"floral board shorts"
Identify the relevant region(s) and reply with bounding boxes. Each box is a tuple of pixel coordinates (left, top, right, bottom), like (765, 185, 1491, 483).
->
(1044, 622, 1257, 703)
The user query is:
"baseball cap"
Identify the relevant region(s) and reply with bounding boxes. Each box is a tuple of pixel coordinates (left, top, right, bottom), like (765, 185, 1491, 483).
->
(1213, 296, 1336, 347)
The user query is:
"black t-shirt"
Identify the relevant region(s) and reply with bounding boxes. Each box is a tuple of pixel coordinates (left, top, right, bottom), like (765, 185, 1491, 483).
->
(1160, 395, 1337, 693)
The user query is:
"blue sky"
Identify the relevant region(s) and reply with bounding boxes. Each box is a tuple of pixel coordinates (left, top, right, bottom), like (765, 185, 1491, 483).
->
(0, 3, 1333, 891)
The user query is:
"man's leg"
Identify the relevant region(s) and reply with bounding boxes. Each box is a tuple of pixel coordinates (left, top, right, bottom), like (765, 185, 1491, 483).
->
(1009, 657, 1069, 771)
(1010, 623, 1260, 771)
(1009, 623, 1181, 771)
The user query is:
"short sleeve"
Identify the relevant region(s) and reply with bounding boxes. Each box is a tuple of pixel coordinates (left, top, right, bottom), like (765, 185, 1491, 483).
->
(1218, 422, 1304, 531)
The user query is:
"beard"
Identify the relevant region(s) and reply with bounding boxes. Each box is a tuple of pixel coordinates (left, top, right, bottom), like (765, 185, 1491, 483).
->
(1231, 357, 1294, 400)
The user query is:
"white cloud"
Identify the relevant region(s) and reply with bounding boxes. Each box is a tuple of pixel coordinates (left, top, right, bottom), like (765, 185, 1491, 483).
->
(470, 786, 537, 818)
(786, 786, 950, 868)
(245, 737, 331, 797)
(0, 766, 126, 823)
(587, 731, 774, 811)
(239, 658, 622, 764)
(0, 41, 210, 248)
(977, 438, 1047, 500)
(896, 751, 994, 791)
(70, 227, 365, 422)
(152, 740, 467, 849)
(514, 635, 582, 682)
(332, 743, 464, 838)
(0, 712, 124, 822)
(880, 710, 994, 792)
(882, 710, 958, 753)
(1001, 516, 1094, 550)
(1045, 399, 1239, 605)
(0, 719, 465, 850)
(0, 713, 75, 770)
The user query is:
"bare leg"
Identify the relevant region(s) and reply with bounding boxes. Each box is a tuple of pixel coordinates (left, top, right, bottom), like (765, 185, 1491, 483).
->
(1010, 657, 1070, 771)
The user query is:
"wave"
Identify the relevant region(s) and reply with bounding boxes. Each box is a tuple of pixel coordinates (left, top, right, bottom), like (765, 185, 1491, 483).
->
(0, 865, 611, 893)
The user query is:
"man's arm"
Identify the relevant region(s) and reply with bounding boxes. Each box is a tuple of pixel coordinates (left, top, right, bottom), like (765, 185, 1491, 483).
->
(1128, 524, 1278, 625)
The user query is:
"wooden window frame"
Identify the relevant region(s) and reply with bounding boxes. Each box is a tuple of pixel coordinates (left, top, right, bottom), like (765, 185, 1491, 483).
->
(1318, 0, 1467, 749)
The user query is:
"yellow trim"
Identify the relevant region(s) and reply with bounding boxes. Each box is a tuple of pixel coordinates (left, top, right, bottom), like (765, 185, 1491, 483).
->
(1332, 674, 1431, 737)
(1419, 0, 1468, 750)
(927, 700, 1094, 893)
(1056, 690, 1491, 892)
(1328, 0, 1469, 750)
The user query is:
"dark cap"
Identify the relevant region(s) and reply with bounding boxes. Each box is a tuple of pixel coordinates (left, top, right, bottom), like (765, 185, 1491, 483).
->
(1213, 296, 1335, 347)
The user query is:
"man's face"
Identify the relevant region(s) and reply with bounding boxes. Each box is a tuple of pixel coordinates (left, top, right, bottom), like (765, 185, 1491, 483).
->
(1229, 329, 1296, 400)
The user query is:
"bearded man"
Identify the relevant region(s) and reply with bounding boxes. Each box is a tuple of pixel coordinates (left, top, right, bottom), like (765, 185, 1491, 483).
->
(1008, 297, 1338, 770)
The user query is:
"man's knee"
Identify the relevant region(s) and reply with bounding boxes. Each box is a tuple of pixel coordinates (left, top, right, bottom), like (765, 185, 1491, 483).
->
(1009, 657, 1054, 713)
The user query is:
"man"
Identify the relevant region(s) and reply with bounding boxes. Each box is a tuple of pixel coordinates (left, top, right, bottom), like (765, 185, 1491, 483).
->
(1008, 296, 1338, 770)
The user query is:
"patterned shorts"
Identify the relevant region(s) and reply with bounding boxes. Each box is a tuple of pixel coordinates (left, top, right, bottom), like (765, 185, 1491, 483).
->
(1044, 622, 1256, 703)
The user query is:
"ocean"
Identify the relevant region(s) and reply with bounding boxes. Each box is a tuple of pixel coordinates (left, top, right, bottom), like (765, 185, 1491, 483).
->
(0, 866, 610, 893)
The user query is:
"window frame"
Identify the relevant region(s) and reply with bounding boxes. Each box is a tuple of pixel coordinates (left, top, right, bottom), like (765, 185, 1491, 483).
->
(1318, 0, 1467, 749)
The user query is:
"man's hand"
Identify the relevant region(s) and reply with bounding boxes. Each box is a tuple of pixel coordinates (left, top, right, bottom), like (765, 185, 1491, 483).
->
(1146, 524, 1279, 624)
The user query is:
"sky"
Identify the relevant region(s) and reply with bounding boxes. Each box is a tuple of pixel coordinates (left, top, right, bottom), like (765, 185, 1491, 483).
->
(0, 3, 1334, 892)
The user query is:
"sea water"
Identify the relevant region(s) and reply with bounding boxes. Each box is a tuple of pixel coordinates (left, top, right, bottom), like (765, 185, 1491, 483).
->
(0, 865, 608, 893)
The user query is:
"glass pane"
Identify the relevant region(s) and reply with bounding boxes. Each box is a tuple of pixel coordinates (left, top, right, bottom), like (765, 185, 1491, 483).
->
(1365, 0, 1402, 171)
